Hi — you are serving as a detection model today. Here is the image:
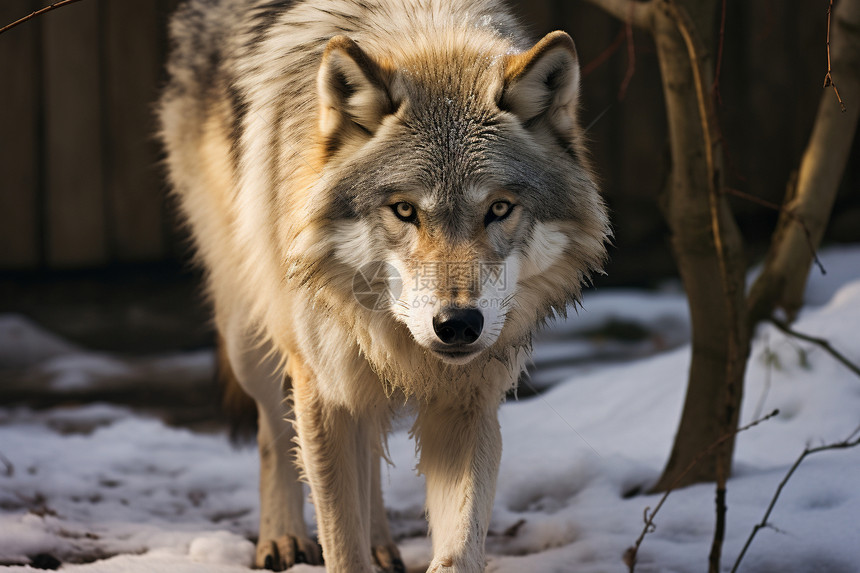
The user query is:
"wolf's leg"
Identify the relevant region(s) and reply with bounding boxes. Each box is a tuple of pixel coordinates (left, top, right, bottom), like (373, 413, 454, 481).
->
(291, 363, 379, 573)
(416, 393, 503, 573)
(371, 456, 405, 573)
(255, 395, 323, 569)
(221, 319, 321, 570)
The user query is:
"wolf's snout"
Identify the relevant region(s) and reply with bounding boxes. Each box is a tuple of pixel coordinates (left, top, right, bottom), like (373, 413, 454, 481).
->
(432, 307, 484, 345)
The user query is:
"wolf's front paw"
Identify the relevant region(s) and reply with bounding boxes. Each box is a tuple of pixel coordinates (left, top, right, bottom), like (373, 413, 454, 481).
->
(256, 534, 323, 570)
(373, 543, 406, 572)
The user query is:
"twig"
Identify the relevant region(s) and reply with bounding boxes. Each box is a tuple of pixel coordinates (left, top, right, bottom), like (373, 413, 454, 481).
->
(823, 0, 848, 112)
(722, 187, 783, 212)
(0, 0, 87, 36)
(623, 410, 780, 573)
(709, 485, 727, 573)
(580, 5, 638, 100)
(582, 28, 627, 78)
(722, 187, 826, 276)
(617, 2, 637, 100)
(730, 427, 860, 572)
(769, 318, 860, 378)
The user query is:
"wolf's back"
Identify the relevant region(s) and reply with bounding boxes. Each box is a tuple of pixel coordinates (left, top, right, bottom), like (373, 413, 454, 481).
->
(163, 0, 523, 109)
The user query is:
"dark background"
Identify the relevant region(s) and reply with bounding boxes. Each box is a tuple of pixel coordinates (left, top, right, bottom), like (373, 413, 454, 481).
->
(1, 0, 858, 353)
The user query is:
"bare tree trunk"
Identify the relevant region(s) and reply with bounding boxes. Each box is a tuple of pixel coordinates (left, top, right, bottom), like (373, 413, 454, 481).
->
(646, 0, 748, 493)
(747, 0, 860, 328)
(582, 0, 858, 497)
(582, 0, 858, 568)
(582, 0, 749, 492)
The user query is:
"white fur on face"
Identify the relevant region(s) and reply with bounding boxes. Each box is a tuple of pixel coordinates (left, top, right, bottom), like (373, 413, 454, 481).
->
(388, 253, 520, 365)
(519, 222, 569, 281)
(329, 204, 527, 365)
(331, 220, 381, 270)
(478, 252, 519, 347)
(330, 218, 535, 366)
(388, 257, 438, 347)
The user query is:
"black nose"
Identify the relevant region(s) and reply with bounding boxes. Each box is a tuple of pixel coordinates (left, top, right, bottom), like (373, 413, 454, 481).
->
(432, 307, 484, 345)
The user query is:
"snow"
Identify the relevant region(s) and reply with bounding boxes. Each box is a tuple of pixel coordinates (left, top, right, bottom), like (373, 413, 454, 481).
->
(2, 245, 860, 572)
(0, 315, 79, 369)
(188, 532, 255, 565)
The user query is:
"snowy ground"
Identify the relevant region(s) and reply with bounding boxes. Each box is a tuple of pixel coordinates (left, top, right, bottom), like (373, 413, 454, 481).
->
(2, 245, 860, 572)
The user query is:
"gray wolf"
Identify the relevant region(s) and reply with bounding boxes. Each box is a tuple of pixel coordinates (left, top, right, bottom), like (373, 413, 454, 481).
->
(158, 0, 609, 570)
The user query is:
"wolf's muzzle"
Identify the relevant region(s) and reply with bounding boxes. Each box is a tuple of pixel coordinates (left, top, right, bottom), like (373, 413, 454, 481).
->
(432, 307, 484, 345)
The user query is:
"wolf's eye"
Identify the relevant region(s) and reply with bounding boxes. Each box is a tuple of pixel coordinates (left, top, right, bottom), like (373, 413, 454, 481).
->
(484, 201, 514, 226)
(392, 202, 418, 224)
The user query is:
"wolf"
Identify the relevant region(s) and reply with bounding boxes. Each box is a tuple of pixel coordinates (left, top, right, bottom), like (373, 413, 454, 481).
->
(159, 0, 609, 571)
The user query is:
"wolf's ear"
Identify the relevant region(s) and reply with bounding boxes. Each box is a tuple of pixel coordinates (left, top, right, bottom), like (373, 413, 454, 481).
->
(501, 31, 580, 136)
(317, 36, 392, 149)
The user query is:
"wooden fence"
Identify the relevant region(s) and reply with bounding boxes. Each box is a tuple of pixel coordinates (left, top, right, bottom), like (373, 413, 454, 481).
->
(0, 0, 178, 269)
(1, 0, 856, 275)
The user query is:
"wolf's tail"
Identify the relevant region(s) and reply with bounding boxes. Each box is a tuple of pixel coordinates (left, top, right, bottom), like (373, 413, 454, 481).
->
(216, 333, 258, 445)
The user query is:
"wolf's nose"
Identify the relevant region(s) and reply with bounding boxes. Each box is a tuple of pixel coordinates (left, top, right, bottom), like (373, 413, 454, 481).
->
(432, 308, 484, 345)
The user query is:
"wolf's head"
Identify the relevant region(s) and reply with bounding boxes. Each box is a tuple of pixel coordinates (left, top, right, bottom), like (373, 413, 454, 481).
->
(304, 28, 609, 367)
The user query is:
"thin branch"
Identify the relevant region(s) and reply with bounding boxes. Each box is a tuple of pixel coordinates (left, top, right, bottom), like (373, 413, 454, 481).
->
(623, 410, 780, 573)
(723, 187, 826, 276)
(579, 14, 637, 102)
(722, 187, 784, 213)
(730, 429, 860, 572)
(0, 0, 87, 36)
(618, 4, 637, 100)
(582, 28, 627, 78)
(823, 0, 848, 112)
(580, 0, 656, 31)
(769, 318, 860, 378)
(709, 485, 727, 573)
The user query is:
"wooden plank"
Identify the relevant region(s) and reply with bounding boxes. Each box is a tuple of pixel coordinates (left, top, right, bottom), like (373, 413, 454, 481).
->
(43, 0, 107, 267)
(105, 0, 165, 261)
(0, 0, 40, 268)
